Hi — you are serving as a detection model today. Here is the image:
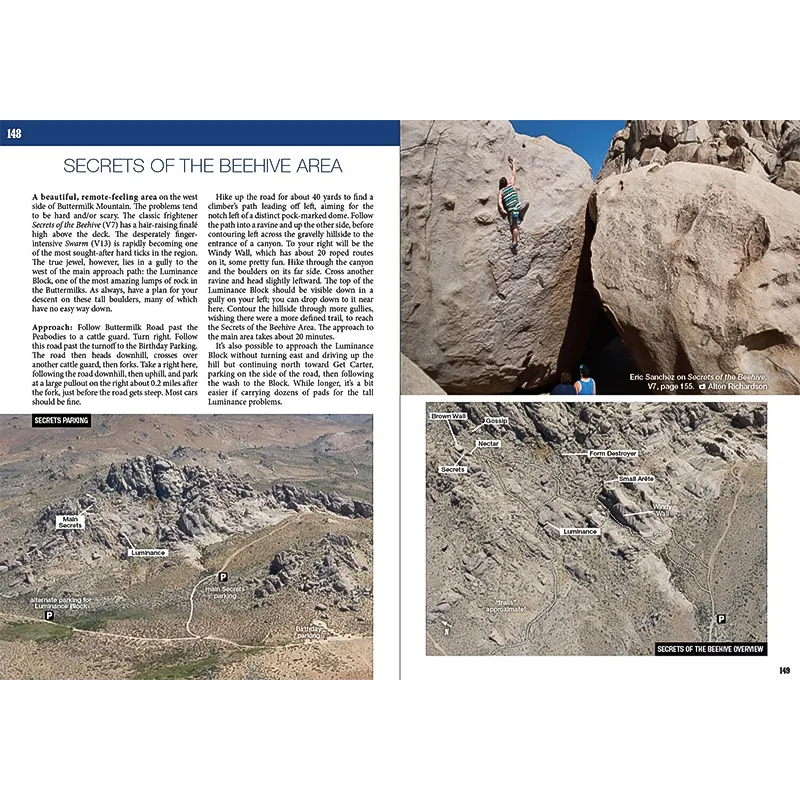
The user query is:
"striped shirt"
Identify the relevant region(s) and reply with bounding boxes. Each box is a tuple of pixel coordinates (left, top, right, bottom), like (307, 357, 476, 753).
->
(501, 185, 520, 213)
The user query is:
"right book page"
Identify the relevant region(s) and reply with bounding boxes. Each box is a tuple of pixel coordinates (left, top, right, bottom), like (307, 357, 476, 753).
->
(401, 120, 797, 673)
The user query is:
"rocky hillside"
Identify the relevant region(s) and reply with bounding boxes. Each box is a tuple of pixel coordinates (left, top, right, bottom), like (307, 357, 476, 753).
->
(0, 455, 372, 589)
(402, 120, 800, 394)
(256, 531, 371, 614)
(598, 120, 800, 191)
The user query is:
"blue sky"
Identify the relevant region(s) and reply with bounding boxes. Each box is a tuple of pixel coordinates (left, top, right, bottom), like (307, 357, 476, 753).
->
(510, 120, 626, 176)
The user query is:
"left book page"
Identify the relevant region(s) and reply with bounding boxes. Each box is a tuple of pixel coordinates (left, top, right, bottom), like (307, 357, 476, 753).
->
(0, 120, 400, 680)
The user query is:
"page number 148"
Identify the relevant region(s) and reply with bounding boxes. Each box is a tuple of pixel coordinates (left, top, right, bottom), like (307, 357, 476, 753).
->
(6, 128, 22, 139)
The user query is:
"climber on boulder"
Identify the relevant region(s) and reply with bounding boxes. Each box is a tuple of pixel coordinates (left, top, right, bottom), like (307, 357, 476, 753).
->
(498, 156, 530, 252)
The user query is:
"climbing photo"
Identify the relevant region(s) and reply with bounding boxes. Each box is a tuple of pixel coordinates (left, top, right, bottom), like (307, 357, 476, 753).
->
(400, 120, 800, 396)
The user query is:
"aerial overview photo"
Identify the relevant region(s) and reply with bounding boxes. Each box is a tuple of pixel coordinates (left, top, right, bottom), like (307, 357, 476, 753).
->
(0, 414, 373, 679)
(426, 401, 767, 656)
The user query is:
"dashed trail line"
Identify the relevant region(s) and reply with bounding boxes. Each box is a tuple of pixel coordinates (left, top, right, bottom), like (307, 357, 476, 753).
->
(707, 467, 743, 642)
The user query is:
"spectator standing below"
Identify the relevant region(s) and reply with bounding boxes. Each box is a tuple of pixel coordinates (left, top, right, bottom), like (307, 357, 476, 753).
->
(551, 372, 577, 396)
(575, 364, 596, 395)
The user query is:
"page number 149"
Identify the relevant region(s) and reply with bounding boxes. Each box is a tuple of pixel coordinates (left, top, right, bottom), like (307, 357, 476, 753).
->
(6, 128, 22, 139)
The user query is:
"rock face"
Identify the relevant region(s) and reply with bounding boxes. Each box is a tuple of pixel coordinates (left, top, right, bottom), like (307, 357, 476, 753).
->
(599, 120, 800, 192)
(104, 456, 244, 502)
(401, 120, 594, 393)
(592, 162, 800, 393)
(401, 353, 446, 394)
(257, 533, 368, 602)
(270, 484, 373, 519)
(0, 456, 373, 583)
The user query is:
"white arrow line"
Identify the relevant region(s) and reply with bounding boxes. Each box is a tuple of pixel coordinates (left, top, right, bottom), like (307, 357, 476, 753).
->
(469, 421, 487, 433)
(446, 420, 460, 448)
(623, 511, 654, 518)
(544, 522, 561, 533)
(562, 452, 589, 456)
(452, 445, 478, 466)
(120, 532, 135, 550)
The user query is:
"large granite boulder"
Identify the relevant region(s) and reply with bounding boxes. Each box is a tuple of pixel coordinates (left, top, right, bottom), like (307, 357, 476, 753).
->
(401, 353, 446, 394)
(401, 120, 594, 393)
(592, 162, 800, 393)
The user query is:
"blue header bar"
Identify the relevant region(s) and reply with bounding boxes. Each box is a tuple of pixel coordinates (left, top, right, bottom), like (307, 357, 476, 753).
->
(0, 120, 400, 146)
